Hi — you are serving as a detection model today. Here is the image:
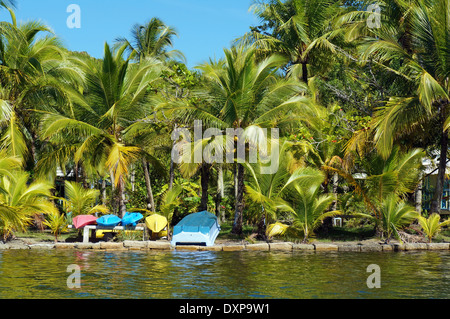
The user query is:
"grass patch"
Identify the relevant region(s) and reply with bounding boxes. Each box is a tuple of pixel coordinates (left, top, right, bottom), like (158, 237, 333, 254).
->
(315, 226, 376, 242)
(218, 222, 255, 240)
(14, 229, 79, 242)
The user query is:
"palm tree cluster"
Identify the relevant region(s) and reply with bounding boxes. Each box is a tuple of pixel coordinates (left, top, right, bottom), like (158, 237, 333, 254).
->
(1, 0, 449, 243)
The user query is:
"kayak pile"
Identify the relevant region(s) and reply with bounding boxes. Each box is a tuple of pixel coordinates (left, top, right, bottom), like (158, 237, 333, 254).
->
(71, 211, 220, 245)
(71, 212, 169, 240)
(71, 212, 144, 229)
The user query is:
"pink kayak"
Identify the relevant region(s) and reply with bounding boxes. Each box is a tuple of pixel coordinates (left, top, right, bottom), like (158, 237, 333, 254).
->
(72, 215, 98, 229)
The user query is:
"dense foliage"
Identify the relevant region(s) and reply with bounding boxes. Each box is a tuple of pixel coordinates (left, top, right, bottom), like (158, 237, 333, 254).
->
(1, 0, 449, 243)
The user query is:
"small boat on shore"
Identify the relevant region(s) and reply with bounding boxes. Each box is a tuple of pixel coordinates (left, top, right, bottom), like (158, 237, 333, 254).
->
(121, 212, 143, 227)
(145, 214, 168, 239)
(171, 211, 220, 246)
(96, 214, 121, 228)
(72, 215, 98, 229)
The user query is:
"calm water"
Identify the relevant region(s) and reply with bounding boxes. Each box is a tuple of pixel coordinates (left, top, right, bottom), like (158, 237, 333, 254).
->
(0, 249, 449, 299)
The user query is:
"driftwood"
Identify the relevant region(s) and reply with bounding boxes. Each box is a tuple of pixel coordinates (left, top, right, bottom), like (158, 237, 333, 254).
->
(398, 231, 426, 243)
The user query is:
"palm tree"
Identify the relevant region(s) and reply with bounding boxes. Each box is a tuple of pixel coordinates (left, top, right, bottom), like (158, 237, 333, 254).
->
(0, 169, 58, 241)
(116, 17, 184, 63)
(357, 194, 418, 243)
(43, 211, 69, 242)
(417, 213, 450, 243)
(0, 10, 82, 169)
(326, 146, 424, 220)
(40, 43, 164, 217)
(116, 18, 185, 211)
(246, 140, 315, 237)
(239, 0, 343, 82)
(62, 181, 109, 217)
(288, 167, 342, 241)
(166, 45, 308, 234)
(340, 0, 450, 214)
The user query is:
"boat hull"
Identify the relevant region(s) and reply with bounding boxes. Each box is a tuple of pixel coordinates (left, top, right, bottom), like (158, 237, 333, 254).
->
(145, 214, 168, 239)
(121, 212, 143, 227)
(72, 215, 97, 229)
(171, 211, 220, 246)
(96, 214, 122, 228)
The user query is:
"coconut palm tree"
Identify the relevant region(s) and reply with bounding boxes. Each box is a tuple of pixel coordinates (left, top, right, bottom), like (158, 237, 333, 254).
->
(288, 167, 342, 241)
(43, 211, 69, 242)
(238, 0, 343, 82)
(61, 181, 109, 217)
(0, 10, 82, 170)
(356, 194, 418, 243)
(417, 213, 450, 243)
(116, 17, 184, 63)
(339, 0, 450, 213)
(325, 146, 424, 220)
(0, 169, 58, 241)
(116, 18, 185, 211)
(165, 45, 308, 234)
(246, 139, 315, 237)
(40, 43, 164, 217)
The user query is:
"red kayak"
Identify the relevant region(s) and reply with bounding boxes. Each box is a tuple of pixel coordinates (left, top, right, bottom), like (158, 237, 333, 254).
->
(72, 215, 98, 229)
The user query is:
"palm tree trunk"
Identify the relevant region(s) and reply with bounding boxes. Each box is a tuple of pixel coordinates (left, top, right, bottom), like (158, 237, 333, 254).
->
(301, 62, 308, 83)
(169, 123, 177, 190)
(130, 164, 135, 192)
(101, 178, 107, 206)
(415, 174, 423, 214)
(257, 206, 266, 240)
(232, 163, 245, 235)
(142, 159, 155, 212)
(215, 164, 224, 222)
(110, 169, 116, 214)
(332, 172, 338, 211)
(118, 179, 127, 218)
(199, 163, 211, 211)
(431, 129, 448, 214)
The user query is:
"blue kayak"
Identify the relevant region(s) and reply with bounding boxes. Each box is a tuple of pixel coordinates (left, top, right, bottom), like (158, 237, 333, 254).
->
(96, 214, 122, 228)
(121, 212, 143, 227)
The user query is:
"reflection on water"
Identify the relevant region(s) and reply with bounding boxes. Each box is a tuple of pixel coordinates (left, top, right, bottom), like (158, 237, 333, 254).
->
(0, 249, 449, 299)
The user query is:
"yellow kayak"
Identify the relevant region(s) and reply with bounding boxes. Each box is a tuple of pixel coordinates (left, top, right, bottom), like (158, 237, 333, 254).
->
(145, 214, 168, 239)
(145, 214, 168, 233)
(96, 230, 113, 239)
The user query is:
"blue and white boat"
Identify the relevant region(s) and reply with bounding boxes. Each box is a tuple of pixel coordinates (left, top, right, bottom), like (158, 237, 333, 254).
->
(171, 211, 220, 246)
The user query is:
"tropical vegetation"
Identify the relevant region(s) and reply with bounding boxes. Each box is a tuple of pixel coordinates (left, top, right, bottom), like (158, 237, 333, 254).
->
(1, 0, 450, 244)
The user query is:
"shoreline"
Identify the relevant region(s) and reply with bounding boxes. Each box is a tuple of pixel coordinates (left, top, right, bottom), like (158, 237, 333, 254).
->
(1, 238, 449, 252)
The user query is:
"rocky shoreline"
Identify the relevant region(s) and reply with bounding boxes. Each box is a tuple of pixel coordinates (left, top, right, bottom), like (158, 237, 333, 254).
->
(1, 238, 449, 252)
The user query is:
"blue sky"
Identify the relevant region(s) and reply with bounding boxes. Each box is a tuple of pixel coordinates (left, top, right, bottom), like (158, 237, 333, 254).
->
(6, 0, 258, 68)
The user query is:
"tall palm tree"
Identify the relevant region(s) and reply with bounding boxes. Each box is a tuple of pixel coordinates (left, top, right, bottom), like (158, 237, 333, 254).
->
(116, 17, 184, 63)
(166, 46, 308, 234)
(116, 18, 185, 210)
(352, 0, 450, 213)
(40, 43, 164, 217)
(0, 9, 82, 170)
(238, 0, 343, 82)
